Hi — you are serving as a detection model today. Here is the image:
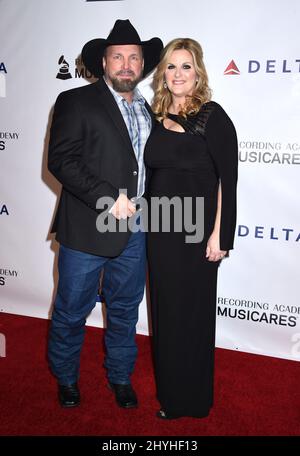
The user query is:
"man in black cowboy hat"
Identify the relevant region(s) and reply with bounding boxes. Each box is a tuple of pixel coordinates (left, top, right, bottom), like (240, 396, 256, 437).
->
(47, 20, 162, 409)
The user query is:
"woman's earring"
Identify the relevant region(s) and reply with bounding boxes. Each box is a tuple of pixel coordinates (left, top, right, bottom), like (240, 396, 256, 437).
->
(163, 81, 167, 89)
(196, 79, 199, 85)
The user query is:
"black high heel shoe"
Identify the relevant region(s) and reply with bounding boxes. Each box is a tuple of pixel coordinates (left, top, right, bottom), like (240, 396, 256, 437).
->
(156, 409, 179, 420)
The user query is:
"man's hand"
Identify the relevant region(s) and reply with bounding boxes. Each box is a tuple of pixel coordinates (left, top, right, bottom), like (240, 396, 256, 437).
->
(110, 193, 136, 220)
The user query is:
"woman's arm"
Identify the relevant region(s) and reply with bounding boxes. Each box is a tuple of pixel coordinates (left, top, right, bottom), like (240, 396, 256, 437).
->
(205, 103, 238, 253)
(206, 182, 227, 261)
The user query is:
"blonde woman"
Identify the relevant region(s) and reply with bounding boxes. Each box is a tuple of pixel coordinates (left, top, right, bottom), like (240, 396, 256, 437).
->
(145, 38, 238, 419)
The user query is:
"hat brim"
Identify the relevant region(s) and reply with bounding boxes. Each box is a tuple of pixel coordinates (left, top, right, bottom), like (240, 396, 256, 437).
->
(82, 37, 163, 78)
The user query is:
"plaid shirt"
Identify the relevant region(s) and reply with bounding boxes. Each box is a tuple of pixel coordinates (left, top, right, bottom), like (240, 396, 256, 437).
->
(104, 78, 152, 199)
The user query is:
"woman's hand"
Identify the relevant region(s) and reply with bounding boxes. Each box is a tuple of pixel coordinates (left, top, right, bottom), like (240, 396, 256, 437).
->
(206, 231, 227, 262)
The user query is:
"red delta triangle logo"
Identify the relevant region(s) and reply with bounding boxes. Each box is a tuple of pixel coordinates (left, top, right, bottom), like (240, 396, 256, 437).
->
(224, 60, 240, 75)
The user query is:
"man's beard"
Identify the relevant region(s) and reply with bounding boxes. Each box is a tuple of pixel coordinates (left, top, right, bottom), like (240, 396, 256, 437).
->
(110, 71, 141, 93)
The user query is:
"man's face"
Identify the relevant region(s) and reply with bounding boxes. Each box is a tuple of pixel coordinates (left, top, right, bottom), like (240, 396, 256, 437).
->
(103, 44, 144, 93)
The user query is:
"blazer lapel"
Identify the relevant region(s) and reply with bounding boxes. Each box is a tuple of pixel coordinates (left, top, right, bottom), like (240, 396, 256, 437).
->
(95, 79, 136, 160)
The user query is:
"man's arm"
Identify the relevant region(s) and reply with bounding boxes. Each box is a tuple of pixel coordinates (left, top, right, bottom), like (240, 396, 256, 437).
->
(48, 91, 119, 211)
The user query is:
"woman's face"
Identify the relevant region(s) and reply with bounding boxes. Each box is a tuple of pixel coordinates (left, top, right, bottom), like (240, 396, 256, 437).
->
(164, 49, 198, 99)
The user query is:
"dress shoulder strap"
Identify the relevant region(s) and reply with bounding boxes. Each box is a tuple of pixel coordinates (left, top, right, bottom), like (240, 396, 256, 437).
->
(167, 101, 218, 137)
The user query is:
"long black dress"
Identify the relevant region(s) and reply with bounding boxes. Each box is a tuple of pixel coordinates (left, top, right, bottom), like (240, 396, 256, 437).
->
(145, 101, 238, 418)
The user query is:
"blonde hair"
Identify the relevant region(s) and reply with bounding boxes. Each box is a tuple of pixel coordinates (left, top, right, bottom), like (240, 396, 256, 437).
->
(152, 38, 212, 120)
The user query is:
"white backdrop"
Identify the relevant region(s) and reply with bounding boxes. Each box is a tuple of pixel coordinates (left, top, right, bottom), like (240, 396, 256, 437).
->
(1, 0, 299, 361)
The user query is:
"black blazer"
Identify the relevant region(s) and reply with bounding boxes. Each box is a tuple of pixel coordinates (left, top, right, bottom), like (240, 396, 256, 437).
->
(48, 78, 154, 256)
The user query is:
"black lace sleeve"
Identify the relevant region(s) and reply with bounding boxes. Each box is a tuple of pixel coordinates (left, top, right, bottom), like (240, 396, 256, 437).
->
(205, 103, 238, 250)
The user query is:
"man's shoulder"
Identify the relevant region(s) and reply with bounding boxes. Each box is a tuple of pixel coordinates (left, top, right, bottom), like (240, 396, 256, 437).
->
(56, 79, 106, 102)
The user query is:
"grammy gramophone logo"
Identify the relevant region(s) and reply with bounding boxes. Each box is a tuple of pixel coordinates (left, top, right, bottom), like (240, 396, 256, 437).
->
(56, 55, 72, 80)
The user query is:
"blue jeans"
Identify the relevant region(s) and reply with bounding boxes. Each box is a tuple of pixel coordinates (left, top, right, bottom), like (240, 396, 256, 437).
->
(48, 230, 146, 386)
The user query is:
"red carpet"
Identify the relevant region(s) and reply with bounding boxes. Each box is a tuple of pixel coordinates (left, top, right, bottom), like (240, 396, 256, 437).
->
(0, 312, 299, 436)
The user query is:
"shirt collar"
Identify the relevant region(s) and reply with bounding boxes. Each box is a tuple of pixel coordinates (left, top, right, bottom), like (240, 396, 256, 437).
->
(103, 76, 145, 106)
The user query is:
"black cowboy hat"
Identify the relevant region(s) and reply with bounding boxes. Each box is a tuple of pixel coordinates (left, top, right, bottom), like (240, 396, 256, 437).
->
(82, 19, 163, 78)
